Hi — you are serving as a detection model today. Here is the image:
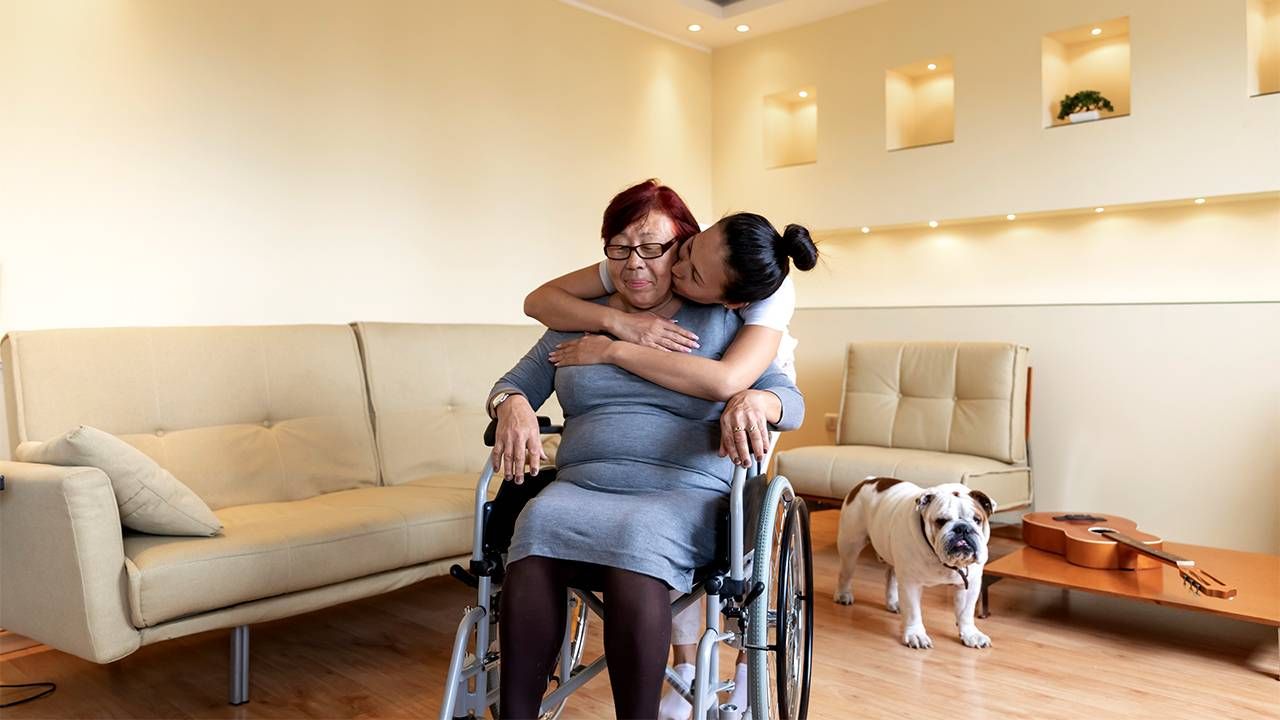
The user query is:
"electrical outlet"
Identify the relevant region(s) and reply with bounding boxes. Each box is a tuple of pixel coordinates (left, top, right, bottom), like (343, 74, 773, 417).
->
(824, 413, 839, 432)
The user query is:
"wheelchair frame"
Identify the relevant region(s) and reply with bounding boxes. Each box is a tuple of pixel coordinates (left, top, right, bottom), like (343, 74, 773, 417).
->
(440, 422, 812, 720)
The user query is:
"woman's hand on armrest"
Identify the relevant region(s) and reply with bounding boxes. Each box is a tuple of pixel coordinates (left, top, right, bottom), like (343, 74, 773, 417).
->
(718, 389, 783, 467)
(493, 395, 547, 483)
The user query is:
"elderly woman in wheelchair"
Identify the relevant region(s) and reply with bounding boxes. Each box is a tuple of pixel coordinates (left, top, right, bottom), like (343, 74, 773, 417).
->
(440, 208, 815, 720)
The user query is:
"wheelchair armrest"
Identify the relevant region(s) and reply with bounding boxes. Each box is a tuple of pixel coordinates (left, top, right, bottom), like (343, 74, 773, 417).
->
(483, 416, 563, 447)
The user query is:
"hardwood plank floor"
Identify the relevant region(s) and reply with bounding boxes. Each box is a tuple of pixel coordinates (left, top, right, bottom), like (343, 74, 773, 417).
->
(2, 511, 1276, 718)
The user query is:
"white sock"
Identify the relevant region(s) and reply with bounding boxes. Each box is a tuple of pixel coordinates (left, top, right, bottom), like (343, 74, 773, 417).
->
(726, 662, 749, 711)
(658, 663, 697, 720)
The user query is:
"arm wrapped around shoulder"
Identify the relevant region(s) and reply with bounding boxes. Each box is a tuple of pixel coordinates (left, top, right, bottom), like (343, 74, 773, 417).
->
(0, 461, 142, 663)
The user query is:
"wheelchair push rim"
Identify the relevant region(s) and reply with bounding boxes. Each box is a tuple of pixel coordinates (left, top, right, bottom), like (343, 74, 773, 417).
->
(747, 476, 814, 720)
(775, 499, 814, 720)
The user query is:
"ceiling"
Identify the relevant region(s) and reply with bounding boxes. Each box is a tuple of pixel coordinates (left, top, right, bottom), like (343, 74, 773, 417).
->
(561, 0, 888, 50)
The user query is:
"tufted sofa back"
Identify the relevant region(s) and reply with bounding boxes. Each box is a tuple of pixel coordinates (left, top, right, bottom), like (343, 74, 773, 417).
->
(352, 323, 564, 485)
(837, 341, 1029, 464)
(2, 325, 379, 510)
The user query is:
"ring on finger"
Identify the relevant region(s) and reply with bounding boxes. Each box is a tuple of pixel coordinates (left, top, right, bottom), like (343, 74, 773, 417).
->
(733, 426, 746, 433)
(746, 424, 757, 432)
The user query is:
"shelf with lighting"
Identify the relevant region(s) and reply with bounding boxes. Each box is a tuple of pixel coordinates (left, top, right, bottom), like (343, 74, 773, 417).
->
(1247, 0, 1280, 97)
(885, 56, 953, 151)
(763, 87, 817, 169)
(845, 193, 1262, 237)
(1042, 17, 1130, 128)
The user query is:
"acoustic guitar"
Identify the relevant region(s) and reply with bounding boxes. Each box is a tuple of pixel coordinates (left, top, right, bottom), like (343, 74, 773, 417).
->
(1022, 512, 1236, 599)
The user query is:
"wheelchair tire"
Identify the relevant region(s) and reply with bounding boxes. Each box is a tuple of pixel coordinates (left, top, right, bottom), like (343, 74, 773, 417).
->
(774, 500, 813, 720)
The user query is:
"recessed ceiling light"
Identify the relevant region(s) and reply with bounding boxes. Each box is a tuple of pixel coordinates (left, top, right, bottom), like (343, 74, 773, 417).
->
(1194, 197, 1206, 204)
(736, 24, 750, 33)
(798, 90, 809, 98)
(1091, 27, 1102, 36)
(928, 220, 939, 228)
(927, 63, 937, 71)
(861, 226, 871, 234)
(687, 24, 702, 32)
(1007, 214, 1017, 221)
(1094, 207, 1105, 213)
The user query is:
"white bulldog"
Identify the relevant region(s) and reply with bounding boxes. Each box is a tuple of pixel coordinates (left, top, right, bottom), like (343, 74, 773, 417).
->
(834, 477, 995, 649)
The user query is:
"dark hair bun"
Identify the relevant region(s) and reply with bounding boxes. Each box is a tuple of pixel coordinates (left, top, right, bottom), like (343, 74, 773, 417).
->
(782, 224, 818, 271)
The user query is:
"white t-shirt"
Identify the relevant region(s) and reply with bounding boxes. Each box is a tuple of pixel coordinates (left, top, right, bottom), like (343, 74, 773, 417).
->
(598, 261, 799, 381)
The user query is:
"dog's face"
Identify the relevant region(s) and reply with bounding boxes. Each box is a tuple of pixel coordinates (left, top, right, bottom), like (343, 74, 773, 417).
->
(915, 484, 995, 568)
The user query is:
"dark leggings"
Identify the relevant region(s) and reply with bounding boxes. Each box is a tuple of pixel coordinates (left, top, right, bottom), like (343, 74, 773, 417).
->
(499, 556, 672, 720)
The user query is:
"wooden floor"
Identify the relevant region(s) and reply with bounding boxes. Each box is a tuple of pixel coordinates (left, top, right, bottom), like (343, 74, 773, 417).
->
(3, 511, 1277, 719)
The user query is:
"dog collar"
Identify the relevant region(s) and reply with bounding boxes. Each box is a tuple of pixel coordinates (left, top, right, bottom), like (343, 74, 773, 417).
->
(919, 514, 970, 590)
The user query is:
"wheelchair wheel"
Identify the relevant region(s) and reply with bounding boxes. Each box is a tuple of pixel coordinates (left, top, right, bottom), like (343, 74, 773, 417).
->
(774, 500, 813, 720)
(747, 475, 804, 720)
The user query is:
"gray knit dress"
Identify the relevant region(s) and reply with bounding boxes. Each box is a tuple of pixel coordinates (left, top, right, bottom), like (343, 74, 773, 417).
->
(489, 300, 804, 593)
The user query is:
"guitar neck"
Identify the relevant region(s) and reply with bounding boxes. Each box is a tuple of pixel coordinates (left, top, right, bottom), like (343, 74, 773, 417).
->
(1096, 529, 1194, 568)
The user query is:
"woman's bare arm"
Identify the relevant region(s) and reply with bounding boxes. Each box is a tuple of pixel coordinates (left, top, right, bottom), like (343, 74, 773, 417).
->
(523, 265, 615, 333)
(550, 325, 784, 402)
(524, 265, 699, 351)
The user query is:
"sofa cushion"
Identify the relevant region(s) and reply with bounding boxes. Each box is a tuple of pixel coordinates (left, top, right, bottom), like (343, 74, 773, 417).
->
(2, 325, 380, 509)
(16, 426, 222, 536)
(123, 479, 479, 627)
(777, 444, 1031, 512)
(353, 323, 564, 485)
(837, 342, 1028, 464)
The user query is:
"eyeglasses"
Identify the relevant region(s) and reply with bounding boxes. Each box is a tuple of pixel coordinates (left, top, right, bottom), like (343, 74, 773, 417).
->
(603, 239, 678, 260)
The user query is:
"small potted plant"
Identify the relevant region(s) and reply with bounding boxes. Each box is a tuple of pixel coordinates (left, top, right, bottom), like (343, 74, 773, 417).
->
(1057, 89, 1115, 123)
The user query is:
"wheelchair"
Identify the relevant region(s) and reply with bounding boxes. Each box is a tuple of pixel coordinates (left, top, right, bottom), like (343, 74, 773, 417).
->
(440, 417, 814, 720)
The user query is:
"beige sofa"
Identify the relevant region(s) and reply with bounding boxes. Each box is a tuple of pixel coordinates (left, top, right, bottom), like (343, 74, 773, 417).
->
(777, 341, 1032, 513)
(0, 322, 560, 702)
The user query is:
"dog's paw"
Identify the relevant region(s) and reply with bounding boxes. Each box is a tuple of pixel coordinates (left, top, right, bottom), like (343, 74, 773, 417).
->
(959, 626, 991, 649)
(902, 627, 933, 649)
(833, 590, 854, 605)
(885, 599, 899, 613)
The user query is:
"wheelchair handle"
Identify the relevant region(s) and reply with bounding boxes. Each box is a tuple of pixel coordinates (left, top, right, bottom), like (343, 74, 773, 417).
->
(483, 415, 563, 447)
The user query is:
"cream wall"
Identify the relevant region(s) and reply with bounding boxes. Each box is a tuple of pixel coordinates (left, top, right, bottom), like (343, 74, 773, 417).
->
(781, 302, 1280, 554)
(802, 195, 1280, 307)
(0, 0, 712, 333)
(712, 0, 1280, 228)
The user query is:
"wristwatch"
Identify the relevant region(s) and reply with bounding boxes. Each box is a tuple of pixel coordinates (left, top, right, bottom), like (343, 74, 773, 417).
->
(489, 391, 516, 414)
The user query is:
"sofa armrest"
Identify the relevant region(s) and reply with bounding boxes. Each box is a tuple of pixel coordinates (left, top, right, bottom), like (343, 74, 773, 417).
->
(0, 461, 141, 663)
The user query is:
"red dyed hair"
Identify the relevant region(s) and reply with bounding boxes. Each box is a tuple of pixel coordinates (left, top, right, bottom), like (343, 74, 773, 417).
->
(600, 179, 700, 244)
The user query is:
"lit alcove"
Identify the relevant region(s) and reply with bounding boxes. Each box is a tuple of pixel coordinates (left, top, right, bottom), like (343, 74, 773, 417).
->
(1042, 17, 1130, 128)
(763, 87, 818, 169)
(1247, 0, 1280, 97)
(885, 57, 954, 151)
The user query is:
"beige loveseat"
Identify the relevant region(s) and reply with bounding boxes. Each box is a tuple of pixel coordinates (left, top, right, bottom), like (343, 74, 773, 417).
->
(777, 341, 1032, 513)
(0, 323, 560, 702)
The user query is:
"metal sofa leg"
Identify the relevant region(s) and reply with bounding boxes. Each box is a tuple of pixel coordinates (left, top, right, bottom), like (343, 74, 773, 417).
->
(229, 625, 250, 705)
